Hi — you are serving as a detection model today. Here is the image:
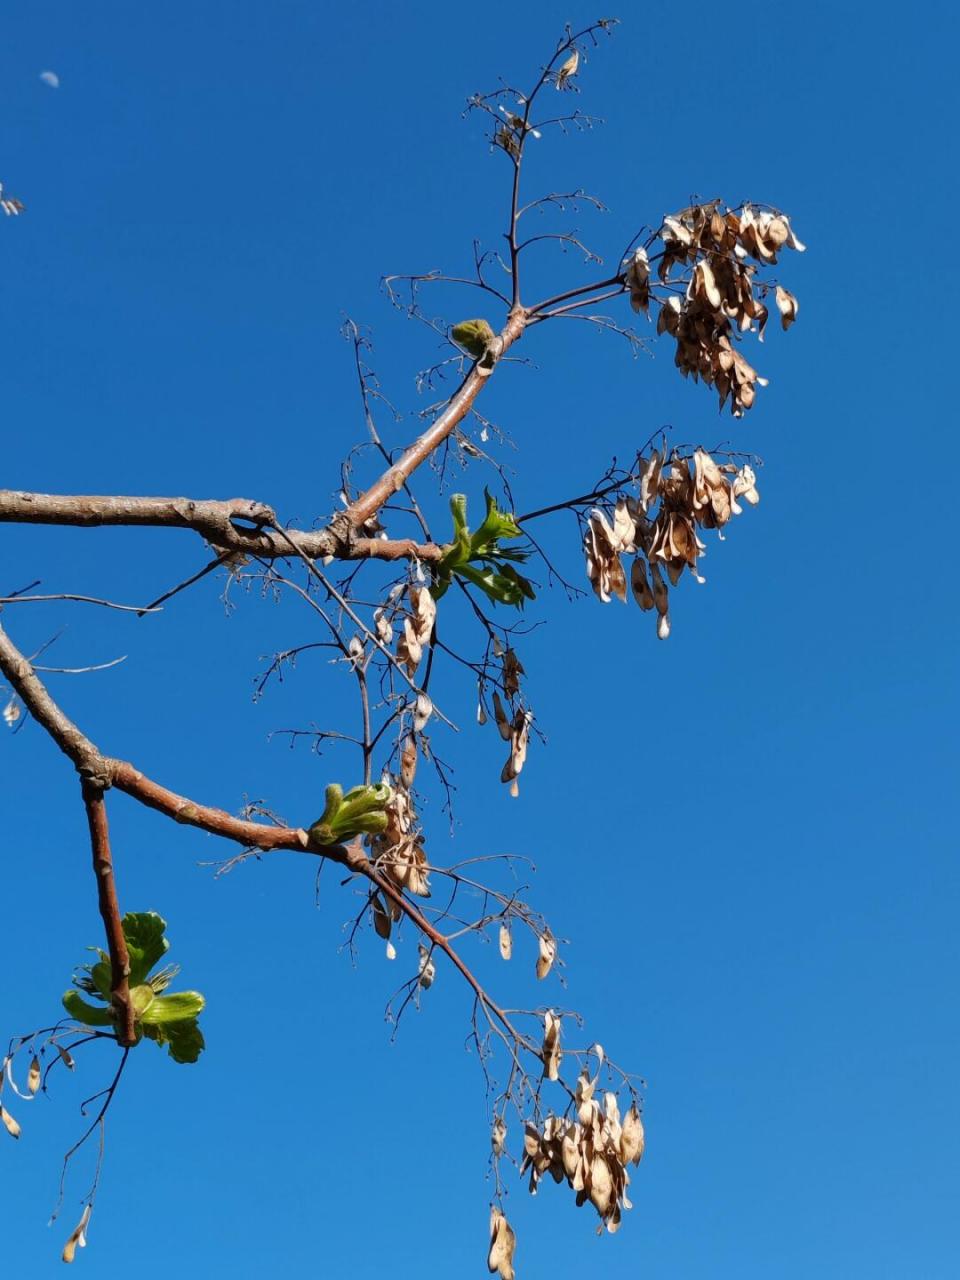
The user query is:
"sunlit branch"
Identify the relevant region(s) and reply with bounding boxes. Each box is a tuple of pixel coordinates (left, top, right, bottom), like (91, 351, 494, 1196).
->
(0, 490, 442, 565)
(81, 785, 136, 1046)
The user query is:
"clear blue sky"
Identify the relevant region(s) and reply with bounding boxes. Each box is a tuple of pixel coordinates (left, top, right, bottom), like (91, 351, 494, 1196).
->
(1, 3, 957, 1277)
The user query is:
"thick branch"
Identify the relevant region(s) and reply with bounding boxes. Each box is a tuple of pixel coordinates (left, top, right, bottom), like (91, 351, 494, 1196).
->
(82, 784, 137, 1046)
(109, 761, 313, 853)
(0, 491, 278, 542)
(0, 491, 442, 563)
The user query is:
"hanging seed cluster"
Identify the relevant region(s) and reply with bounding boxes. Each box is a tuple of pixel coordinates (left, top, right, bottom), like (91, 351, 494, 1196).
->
(390, 584, 436, 677)
(365, 583, 438, 924)
(2, 1046, 43, 1142)
(519, 1075, 644, 1234)
(491, 689, 532, 798)
(2, 1040, 95, 1261)
(584, 447, 759, 638)
(627, 200, 804, 416)
(370, 749, 431, 907)
(479, 644, 534, 797)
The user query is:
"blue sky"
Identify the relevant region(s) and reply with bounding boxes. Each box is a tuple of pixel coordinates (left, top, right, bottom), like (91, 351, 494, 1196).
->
(1, 2, 957, 1277)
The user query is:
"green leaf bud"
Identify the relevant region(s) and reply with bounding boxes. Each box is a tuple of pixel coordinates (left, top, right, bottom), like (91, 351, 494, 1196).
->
(451, 318, 495, 359)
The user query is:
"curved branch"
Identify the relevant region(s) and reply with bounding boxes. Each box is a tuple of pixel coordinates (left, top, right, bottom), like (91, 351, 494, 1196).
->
(516, 231, 602, 262)
(0, 618, 323, 856)
(0, 615, 528, 1058)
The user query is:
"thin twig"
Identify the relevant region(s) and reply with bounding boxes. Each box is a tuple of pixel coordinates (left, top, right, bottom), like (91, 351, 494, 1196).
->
(0, 594, 160, 614)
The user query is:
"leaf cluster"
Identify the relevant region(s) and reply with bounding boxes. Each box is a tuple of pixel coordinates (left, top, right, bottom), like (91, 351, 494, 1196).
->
(308, 782, 392, 846)
(434, 491, 535, 608)
(62, 913, 205, 1064)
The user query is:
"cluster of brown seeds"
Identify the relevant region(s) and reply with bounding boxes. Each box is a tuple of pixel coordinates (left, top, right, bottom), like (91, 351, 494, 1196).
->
(388, 584, 436, 677)
(624, 246, 651, 313)
(369, 755, 431, 919)
(584, 447, 759, 638)
(626, 200, 804, 415)
(519, 1074, 644, 1234)
(490, 690, 532, 797)
(365, 582, 440, 925)
(479, 645, 534, 796)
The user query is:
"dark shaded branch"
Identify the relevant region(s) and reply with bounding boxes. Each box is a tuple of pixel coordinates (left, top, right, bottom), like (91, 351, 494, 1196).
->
(530, 285, 629, 321)
(527, 272, 624, 315)
(138, 553, 233, 615)
(0, 593, 160, 614)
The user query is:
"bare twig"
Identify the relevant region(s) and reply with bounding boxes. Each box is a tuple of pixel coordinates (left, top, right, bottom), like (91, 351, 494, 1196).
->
(0, 594, 160, 614)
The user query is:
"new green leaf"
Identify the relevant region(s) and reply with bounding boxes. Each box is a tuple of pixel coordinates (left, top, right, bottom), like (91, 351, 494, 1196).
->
(61, 912, 206, 1063)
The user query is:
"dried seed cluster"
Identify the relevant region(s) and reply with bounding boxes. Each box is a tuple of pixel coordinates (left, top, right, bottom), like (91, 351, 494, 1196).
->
(4, 1039, 93, 1260)
(520, 1075, 644, 1234)
(370, 759, 431, 903)
(584, 447, 759, 638)
(633, 200, 804, 415)
(392, 585, 436, 676)
(2, 1047, 45, 1143)
(491, 689, 532, 798)
(479, 644, 534, 796)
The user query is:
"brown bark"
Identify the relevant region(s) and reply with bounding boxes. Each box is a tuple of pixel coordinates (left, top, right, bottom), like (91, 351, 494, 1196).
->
(82, 783, 137, 1046)
(0, 490, 442, 563)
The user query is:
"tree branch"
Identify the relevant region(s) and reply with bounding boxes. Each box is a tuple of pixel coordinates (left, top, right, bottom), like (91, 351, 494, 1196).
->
(0, 615, 526, 1054)
(0, 618, 322, 855)
(527, 272, 624, 316)
(0, 593, 161, 614)
(0, 490, 442, 563)
(81, 784, 136, 1046)
(341, 309, 527, 529)
(0, 618, 104, 778)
